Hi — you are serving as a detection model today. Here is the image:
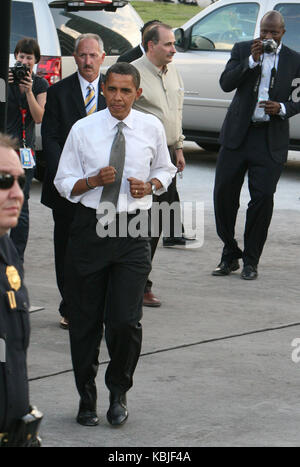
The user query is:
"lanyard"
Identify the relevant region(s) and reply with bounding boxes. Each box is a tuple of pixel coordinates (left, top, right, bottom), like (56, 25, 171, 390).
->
(253, 54, 277, 96)
(20, 108, 27, 148)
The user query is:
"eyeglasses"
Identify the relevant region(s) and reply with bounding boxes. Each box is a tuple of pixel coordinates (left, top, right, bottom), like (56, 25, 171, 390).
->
(0, 173, 26, 190)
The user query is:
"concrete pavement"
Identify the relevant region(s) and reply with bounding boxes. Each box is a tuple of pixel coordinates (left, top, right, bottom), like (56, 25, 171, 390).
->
(24, 143, 300, 447)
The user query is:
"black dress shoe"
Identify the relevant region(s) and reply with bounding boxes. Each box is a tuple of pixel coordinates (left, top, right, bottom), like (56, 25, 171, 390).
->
(212, 259, 239, 276)
(107, 393, 128, 426)
(241, 264, 258, 280)
(76, 409, 99, 426)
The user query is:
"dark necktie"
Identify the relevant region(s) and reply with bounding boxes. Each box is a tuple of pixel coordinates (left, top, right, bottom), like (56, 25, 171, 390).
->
(98, 121, 126, 225)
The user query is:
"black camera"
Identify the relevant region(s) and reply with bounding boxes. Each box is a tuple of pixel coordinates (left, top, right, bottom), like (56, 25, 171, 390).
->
(10, 61, 30, 84)
(262, 39, 278, 54)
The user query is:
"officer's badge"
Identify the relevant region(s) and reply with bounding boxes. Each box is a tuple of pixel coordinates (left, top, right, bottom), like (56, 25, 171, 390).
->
(6, 265, 21, 291)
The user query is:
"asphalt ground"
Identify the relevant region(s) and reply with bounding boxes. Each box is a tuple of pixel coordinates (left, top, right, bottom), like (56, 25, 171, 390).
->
(22, 142, 300, 449)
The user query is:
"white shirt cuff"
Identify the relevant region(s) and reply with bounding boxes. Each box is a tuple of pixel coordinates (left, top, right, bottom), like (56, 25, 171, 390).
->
(249, 55, 260, 69)
(279, 103, 286, 117)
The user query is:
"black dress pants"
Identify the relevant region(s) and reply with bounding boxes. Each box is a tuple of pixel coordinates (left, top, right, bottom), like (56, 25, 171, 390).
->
(64, 204, 151, 409)
(145, 146, 183, 292)
(52, 206, 75, 318)
(214, 125, 284, 267)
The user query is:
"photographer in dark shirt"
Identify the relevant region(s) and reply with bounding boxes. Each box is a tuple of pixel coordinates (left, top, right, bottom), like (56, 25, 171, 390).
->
(7, 37, 48, 261)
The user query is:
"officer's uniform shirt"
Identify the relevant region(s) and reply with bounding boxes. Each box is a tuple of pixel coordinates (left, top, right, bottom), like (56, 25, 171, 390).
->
(0, 234, 30, 432)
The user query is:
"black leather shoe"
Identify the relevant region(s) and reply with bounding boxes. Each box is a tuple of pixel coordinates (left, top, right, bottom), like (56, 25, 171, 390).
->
(107, 393, 128, 426)
(241, 265, 258, 280)
(76, 409, 99, 426)
(212, 259, 239, 276)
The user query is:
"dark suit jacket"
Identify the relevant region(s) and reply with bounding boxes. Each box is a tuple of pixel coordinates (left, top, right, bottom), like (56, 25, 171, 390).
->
(219, 41, 300, 163)
(41, 72, 106, 210)
(117, 45, 143, 63)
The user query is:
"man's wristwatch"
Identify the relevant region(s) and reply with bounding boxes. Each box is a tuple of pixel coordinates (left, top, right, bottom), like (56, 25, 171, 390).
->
(148, 180, 156, 195)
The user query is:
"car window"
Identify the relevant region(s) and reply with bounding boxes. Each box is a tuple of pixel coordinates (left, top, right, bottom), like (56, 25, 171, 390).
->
(10, 1, 37, 53)
(275, 3, 300, 53)
(190, 2, 259, 51)
(50, 7, 137, 56)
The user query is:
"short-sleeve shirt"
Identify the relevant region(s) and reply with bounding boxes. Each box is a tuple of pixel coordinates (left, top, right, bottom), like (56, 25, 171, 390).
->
(7, 74, 49, 149)
(0, 234, 30, 432)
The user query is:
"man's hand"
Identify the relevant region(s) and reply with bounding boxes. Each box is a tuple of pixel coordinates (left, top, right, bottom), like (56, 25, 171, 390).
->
(128, 177, 149, 198)
(175, 148, 185, 172)
(259, 100, 281, 115)
(251, 38, 263, 63)
(95, 166, 117, 186)
(71, 166, 116, 196)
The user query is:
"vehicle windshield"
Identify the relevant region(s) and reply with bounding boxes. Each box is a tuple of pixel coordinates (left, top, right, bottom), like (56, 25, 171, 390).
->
(275, 3, 300, 53)
(10, 1, 37, 53)
(50, 5, 142, 56)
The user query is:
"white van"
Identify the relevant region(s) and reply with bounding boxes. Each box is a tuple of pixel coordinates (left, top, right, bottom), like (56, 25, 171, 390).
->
(48, 0, 143, 77)
(10, 0, 142, 81)
(174, 0, 300, 152)
(10, 0, 142, 175)
(10, 0, 61, 83)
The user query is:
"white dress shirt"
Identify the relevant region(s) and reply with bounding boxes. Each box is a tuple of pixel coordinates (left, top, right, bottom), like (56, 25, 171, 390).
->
(249, 43, 285, 121)
(54, 107, 177, 213)
(77, 72, 101, 112)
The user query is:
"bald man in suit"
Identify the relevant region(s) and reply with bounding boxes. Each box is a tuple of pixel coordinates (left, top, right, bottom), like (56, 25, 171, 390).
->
(213, 11, 300, 280)
(41, 34, 106, 328)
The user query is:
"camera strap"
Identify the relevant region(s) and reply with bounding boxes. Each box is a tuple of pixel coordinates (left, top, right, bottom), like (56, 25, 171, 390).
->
(19, 108, 27, 148)
(253, 54, 277, 97)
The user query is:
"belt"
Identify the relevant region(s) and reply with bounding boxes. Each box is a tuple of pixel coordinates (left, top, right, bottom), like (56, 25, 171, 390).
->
(250, 121, 270, 128)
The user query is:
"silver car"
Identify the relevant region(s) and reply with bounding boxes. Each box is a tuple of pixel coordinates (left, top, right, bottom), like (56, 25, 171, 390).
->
(174, 0, 300, 151)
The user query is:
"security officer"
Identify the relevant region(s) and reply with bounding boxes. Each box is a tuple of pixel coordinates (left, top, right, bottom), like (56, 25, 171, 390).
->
(0, 133, 42, 447)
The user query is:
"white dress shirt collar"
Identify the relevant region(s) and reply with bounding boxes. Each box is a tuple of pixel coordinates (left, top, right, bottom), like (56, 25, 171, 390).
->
(77, 71, 100, 98)
(106, 108, 135, 131)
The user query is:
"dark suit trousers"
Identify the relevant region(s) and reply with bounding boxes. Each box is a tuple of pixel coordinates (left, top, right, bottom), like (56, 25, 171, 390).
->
(64, 204, 151, 408)
(145, 146, 183, 293)
(214, 125, 284, 266)
(10, 168, 34, 262)
(52, 207, 75, 318)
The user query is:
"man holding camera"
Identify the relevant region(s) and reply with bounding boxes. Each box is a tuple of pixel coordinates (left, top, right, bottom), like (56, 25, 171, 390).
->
(212, 11, 300, 280)
(8, 37, 48, 261)
(0, 134, 42, 447)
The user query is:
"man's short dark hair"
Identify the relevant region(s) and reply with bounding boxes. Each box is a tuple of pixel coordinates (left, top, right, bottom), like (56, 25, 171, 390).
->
(140, 19, 162, 37)
(14, 37, 41, 63)
(143, 24, 173, 52)
(105, 62, 141, 89)
(261, 10, 285, 29)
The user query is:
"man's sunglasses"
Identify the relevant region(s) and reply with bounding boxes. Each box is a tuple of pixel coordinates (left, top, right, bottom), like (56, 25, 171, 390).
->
(0, 173, 26, 190)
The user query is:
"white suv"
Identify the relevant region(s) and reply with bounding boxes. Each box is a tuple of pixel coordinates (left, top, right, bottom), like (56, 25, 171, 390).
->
(10, 0, 61, 84)
(174, 0, 300, 152)
(47, 0, 143, 77)
(10, 0, 142, 176)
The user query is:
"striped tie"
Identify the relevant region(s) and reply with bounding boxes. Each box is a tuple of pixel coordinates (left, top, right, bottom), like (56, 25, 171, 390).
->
(85, 84, 96, 115)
